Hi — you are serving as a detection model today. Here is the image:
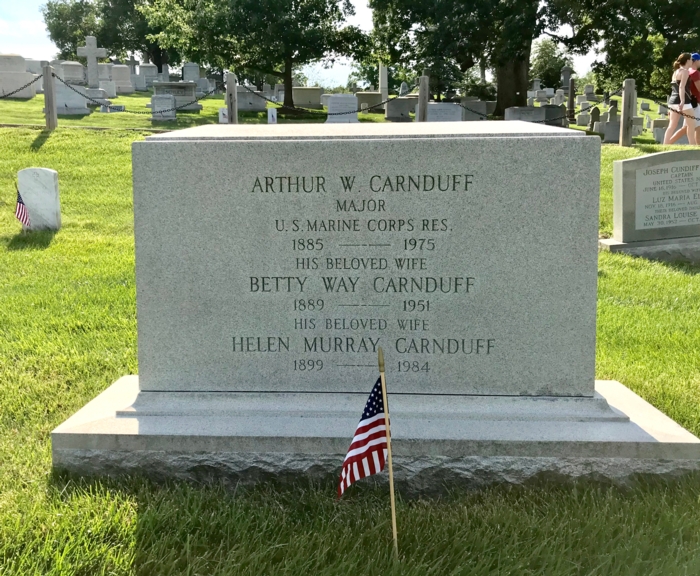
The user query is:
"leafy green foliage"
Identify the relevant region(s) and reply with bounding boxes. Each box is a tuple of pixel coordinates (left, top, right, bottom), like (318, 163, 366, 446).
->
(529, 39, 572, 89)
(42, 0, 101, 60)
(141, 0, 368, 107)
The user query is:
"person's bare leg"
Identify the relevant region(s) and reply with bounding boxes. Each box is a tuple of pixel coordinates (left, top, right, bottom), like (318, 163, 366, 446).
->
(668, 126, 688, 143)
(664, 110, 681, 143)
(685, 116, 697, 145)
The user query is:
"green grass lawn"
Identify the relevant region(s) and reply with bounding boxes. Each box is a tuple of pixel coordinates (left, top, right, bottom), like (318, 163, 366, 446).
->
(2, 128, 700, 574)
(0, 90, 389, 129)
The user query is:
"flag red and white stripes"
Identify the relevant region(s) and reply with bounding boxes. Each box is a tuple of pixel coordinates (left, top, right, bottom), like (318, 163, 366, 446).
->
(338, 378, 388, 497)
(15, 188, 30, 227)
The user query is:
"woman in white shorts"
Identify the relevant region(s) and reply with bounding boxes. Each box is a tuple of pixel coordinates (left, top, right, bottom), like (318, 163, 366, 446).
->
(664, 53, 696, 145)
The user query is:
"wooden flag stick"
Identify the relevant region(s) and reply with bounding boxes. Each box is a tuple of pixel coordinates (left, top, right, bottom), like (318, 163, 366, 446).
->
(378, 347, 398, 559)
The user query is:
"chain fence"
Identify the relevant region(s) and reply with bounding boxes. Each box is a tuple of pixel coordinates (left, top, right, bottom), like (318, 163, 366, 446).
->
(0, 74, 43, 99)
(1, 72, 637, 131)
(52, 73, 222, 115)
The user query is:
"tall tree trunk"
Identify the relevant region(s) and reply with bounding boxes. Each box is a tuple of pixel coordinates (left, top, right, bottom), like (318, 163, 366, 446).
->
(494, 57, 529, 116)
(283, 58, 294, 108)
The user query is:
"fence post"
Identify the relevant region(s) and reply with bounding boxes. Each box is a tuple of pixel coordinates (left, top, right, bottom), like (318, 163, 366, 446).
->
(226, 73, 238, 125)
(417, 75, 429, 122)
(43, 65, 58, 131)
(567, 77, 576, 123)
(620, 78, 635, 147)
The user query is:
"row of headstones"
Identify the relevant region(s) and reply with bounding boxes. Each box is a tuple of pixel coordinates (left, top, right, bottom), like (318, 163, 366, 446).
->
(0, 54, 49, 99)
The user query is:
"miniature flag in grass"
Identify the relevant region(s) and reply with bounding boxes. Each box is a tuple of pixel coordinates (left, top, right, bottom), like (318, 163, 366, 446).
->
(338, 378, 388, 497)
(15, 188, 30, 227)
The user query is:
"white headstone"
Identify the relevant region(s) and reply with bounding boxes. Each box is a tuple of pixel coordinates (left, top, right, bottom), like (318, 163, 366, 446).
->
(267, 108, 278, 124)
(17, 168, 61, 230)
(416, 102, 463, 122)
(140, 63, 158, 86)
(325, 94, 359, 123)
(55, 82, 91, 114)
(182, 62, 200, 83)
(24, 59, 47, 93)
(126, 55, 139, 75)
(399, 81, 410, 96)
(218, 107, 228, 123)
(98, 63, 113, 81)
(60, 61, 86, 85)
(197, 77, 209, 95)
(0, 54, 36, 98)
(151, 93, 176, 120)
(111, 65, 134, 93)
(132, 73, 147, 91)
(76, 36, 108, 88)
(99, 80, 116, 98)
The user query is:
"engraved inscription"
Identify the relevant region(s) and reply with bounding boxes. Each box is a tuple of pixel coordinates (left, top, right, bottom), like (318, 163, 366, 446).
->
(635, 161, 700, 229)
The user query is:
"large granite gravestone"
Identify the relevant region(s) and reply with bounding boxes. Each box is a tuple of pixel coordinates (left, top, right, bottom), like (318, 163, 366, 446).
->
(61, 61, 85, 85)
(0, 54, 36, 99)
(55, 82, 91, 115)
(17, 168, 61, 230)
(150, 94, 176, 121)
(53, 122, 700, 489)
(385, 97, 416, 122)
(504, 106, 546, 123)
(355, 91, 383, 112)
(599, 150, 700, 262)
(24, 59, 47, 94)
(292, 87, 323, 109)
(237, 86, 267, 112)
(416, 102, 463, 122)
(182, 62, 200, 83)
(140, 63, 158, 87)
(152, 81, 202, 111)
(325, 94, 359, 123)
(112, 65, 134, 94)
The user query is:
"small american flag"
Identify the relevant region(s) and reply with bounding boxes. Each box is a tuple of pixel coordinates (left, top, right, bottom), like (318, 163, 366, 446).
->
(338, 378, 388, 497)
(15, 188, 30, 227)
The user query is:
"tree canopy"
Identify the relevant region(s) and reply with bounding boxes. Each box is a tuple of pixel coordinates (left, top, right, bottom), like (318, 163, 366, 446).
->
(529, 38, 572, 90)
(42, 0, 178, 70)
(141, 0, 369, 107)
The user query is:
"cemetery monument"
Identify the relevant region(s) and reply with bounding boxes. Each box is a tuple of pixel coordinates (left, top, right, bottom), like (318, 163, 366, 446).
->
(51, 122, 700, 488)
(600, 150, 700, 263)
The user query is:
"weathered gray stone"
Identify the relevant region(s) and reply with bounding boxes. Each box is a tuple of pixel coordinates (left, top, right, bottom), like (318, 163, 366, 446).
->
(292, 87, 323, 109)
(385, 97, 415, 122)
(609, 150, 700, 245)
(152, 81, 202, 111)
(52, 377, 700, 490)
(0, 53, 36, 99)
(325, 94, 358, 123)
(355, 91, 383, 112)
(182, 62, 200, 83)
(76, 36, 108, 88)
(505, 106, 546, 123)
(50, 122, 700, 487)
(112, 65, 133, 93)
(150, 93, 176, 121)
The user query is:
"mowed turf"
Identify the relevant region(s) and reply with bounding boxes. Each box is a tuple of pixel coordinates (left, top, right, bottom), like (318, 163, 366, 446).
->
(0, 89, 389, 129)
(1, 128, 700, 574)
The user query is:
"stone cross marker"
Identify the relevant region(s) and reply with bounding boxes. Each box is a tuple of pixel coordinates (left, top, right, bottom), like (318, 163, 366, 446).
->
(77, 36, 108, 89)
(126, 55, 140, 74)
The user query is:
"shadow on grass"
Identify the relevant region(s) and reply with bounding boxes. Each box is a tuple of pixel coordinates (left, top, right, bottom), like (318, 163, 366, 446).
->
(658, 258, 700, 275)
(30, 129, 53, 151)
(7, 229, 56, 250)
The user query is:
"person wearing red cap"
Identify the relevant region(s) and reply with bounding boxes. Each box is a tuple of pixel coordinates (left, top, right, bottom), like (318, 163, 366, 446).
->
(664, 53, 696, 145)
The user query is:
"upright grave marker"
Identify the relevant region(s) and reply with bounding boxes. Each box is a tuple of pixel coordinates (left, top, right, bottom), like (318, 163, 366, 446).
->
(600, 150, 700, 262)
(53, 123, 700, 488)
(77, 36, 108, 89)
(17, 168, 61, 230)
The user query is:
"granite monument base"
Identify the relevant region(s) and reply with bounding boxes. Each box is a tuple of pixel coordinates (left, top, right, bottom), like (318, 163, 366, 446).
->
(599, 236, 700, 264)
(52, 376, 700, 492)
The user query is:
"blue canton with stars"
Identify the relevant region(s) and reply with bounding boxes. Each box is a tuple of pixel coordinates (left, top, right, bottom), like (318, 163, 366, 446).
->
(360, 378, 385, 421)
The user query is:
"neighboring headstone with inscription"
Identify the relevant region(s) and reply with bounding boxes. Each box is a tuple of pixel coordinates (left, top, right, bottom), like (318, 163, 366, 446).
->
(53, 123, 700, 489)
(325, 94, 359, 123)
(600, 150, 700, 262)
